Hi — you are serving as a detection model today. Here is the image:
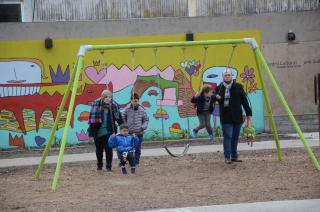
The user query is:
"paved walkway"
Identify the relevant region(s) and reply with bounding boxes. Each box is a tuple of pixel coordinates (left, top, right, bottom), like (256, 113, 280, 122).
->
(137, 199, 320, 212)
(0, 136, 319, 168)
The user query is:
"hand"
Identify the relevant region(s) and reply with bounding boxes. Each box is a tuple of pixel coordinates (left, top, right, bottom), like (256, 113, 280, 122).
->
(132, 133, 136, 138)
(89, 137, 94, 143)
(216, 94, 221, 100)
(245, 116, 251, 127)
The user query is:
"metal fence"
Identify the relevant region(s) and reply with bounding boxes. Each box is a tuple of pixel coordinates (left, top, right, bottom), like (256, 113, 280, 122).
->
(33, 0, 320, 21)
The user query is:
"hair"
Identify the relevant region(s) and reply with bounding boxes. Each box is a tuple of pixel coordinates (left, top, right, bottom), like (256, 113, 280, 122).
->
(101, 89, 112, 98)
(120, 124, 129, 130)
(222, 68, 232, 76)
(201, 84, 213, 94)
(130, 93, 140, 100)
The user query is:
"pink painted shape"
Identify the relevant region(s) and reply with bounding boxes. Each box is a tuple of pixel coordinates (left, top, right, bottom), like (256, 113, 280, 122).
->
(156, 88, 182, 106)
(98, 65, 175, 92)
(76, 130, 89, 141)
(85, 66, 106, 84)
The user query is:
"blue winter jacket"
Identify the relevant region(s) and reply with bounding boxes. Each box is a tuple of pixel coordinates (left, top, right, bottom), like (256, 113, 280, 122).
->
(108, 134, 140, 153)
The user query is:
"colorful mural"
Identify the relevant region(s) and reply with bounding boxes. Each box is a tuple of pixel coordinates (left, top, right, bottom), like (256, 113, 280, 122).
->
(0, 30, 264, 149)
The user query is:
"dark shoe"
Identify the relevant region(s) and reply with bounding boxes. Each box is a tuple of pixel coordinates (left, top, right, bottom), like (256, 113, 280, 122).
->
(225, 158, 232, 164)
(97, 167, 102, 171)
(231, 158, 242, 162)
(121, 167, 127, 175)
(131, 167, 136, 174)
(106, 167, 112, 172)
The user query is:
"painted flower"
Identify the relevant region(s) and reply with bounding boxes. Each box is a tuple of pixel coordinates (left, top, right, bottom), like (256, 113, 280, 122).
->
(240, 66, 255, 83)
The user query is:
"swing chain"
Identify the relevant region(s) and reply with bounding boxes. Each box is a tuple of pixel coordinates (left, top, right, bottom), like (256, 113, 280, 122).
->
(198, 46, 208, 92)
(131, 48, 136, 96)
(226, 44, 237, 69)
(100, 50, 107, 69)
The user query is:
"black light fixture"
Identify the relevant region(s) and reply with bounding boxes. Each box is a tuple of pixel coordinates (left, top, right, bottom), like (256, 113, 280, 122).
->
(287, 30, 296, 41)
(45, 37, 53, 49)
(186, 32, 194, 41)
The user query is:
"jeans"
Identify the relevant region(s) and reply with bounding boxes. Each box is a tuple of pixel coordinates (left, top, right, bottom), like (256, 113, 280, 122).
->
(194, 111, 213, 135)
(94, 134, 113, 169)
(119, 151, 136, 168)
(222, 124, 242, 159)
(134, 134, 143, 164)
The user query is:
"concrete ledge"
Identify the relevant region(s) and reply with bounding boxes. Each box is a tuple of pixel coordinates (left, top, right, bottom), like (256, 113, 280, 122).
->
(138, 199, 320, 212)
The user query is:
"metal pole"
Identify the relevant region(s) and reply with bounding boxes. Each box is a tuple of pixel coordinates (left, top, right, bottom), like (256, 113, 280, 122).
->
(256, 47, 320, 171)
(252, 48, 282, 161)
(35, 58, 79, 178)
(91, 39, 246, 51)
(51, 56, 84, 191)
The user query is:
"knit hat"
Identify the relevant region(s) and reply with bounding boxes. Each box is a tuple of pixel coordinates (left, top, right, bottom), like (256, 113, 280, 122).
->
(120, 124, 129, 130)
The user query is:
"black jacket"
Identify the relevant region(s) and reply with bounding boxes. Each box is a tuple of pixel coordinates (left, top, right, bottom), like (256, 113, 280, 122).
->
(190, 93, 216, 115)
(215, 82, 252, 124)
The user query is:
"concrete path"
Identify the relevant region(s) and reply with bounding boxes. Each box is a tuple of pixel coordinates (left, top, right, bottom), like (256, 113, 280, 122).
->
(137, 199, 320, 212)
(0, 137, 318, 168)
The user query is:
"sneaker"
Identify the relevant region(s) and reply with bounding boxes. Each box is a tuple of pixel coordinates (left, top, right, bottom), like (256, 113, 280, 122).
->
(131, 167, 136, 174)
(121, 166, 127, 175)
(225, 157, 232, 164)
(191, 129, 198, 138)
(231, 158, 242, 162)
(106, 167, 112, 172)
(97, 167, 102, 171)
(209, 134, 215, 143)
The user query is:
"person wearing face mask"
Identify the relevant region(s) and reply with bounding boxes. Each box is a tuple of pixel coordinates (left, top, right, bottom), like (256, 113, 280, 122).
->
(215, 69, 252, 164)
(122, 93, 149, 165)
(88, 90, 123, 171)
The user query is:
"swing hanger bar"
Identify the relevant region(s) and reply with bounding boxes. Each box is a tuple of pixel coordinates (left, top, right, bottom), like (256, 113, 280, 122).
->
(78, 38, 259, 56)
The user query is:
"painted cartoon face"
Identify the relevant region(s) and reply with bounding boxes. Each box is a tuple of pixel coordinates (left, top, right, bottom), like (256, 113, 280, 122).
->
(0, 60, 42, 97)
(202, 66, 238, 86)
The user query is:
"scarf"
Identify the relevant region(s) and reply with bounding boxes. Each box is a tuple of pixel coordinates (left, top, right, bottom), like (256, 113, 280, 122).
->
(89, 99, 120, 124)
(223, 81, 233, 107)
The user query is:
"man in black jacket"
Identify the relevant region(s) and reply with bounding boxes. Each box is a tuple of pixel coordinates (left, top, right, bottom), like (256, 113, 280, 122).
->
(88, 90, 123, 171)
(215, 69, 252, 164)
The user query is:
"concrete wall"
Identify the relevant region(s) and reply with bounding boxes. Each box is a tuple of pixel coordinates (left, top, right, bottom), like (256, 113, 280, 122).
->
(1, 10, 319, 43)
(1, 10, 320, 133)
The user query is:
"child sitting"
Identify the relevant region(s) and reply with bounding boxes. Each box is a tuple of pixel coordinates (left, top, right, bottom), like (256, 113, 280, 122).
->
(108, 124, 140, 174)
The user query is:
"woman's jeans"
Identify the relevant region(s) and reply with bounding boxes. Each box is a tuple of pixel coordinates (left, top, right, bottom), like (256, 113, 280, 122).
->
(222, 123, 242, 159)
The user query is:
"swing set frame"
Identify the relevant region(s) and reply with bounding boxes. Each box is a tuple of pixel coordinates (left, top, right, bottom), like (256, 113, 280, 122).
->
(34, 38, 320, 191)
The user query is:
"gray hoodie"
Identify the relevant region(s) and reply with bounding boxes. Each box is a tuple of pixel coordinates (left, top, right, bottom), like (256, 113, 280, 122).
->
(122, 105, 149, 134)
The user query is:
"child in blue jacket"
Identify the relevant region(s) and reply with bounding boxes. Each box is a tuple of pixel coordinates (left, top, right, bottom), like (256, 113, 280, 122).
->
(108, 124, 140, 174)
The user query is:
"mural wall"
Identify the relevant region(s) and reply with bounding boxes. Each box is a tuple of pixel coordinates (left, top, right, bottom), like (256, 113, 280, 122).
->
(0, 30, 264, 149)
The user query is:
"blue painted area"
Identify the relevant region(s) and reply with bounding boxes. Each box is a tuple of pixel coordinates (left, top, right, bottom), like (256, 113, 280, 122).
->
(203, 66, 238, 85)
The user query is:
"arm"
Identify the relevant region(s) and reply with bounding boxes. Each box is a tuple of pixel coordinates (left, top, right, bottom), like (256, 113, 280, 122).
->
(112, 103, 123, 126)
(122, 108, 128, 125)
(87, 123, 100, 138)
(214, 85, 222, 102)
(190, 94, 198, 103)
(108, 134, 118, 148)
(240, 86, 252, 116)
(141, 110, 149, 131)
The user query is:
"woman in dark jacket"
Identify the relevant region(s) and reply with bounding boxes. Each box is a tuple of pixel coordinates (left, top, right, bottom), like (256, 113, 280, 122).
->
(215, 69, 252, 164)
(88, 90, 123, 171)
